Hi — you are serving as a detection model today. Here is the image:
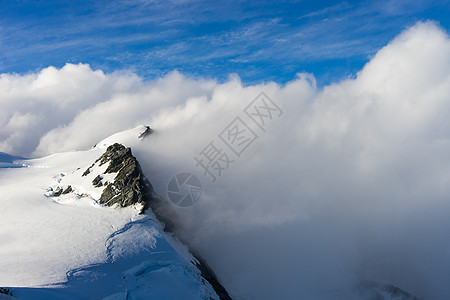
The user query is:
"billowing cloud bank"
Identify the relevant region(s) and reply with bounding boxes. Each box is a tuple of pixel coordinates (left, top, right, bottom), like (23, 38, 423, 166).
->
(2, 21, 450, 299)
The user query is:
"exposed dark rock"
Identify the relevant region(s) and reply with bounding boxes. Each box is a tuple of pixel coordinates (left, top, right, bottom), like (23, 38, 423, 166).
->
(0, 287, 11, 295)
(62, 185, 73, 195)
(95, 143, 153, 211)
(194, 255, 233, 300)
(53, 188, 63, 197)
(51, 185, 73, 197)
(82, 161, 97, 177)
(92, 175, 103, 187)
(138, 125, 153, 138)
(82, 167, 91, 177)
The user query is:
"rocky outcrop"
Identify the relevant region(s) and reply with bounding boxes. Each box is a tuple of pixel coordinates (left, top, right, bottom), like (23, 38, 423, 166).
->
(52, 185, 73, 197)
(84, 143, 152, 211)
(92, 175, 103, 187)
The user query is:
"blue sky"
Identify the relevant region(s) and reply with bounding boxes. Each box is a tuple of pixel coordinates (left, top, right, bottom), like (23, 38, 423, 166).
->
(0, 0, 449, 86)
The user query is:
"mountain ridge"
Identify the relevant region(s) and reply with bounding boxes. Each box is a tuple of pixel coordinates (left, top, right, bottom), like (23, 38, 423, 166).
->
(0, 125, 232, 300)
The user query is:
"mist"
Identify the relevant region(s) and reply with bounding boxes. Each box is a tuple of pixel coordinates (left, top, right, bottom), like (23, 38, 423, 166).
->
(2, 21, 450, 299)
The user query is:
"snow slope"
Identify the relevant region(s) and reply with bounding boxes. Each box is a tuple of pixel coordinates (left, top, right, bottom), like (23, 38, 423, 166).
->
(0, 126, 219, 299)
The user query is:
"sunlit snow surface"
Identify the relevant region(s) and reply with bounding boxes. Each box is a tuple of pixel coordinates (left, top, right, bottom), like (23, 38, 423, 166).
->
(0, 126, 218, 299)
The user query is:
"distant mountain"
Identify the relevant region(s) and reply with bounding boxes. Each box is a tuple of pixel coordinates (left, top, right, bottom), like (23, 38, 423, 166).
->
(0, 152, 27, 168)
(0, 125, 231, 300)
(357, 281, 419, 300)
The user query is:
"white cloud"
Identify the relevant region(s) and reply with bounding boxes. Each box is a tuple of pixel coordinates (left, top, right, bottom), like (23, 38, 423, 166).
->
(2, 21, 450, 299)
(0, 63, 142, 155)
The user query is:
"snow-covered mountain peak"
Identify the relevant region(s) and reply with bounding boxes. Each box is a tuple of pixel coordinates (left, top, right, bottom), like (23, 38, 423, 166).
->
(0, 131, 230, 300)
(95, 125, 153, 150)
